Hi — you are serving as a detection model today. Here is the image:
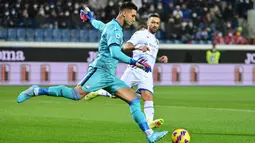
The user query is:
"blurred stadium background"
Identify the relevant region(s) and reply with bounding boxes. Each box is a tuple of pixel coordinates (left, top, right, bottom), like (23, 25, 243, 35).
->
(0, 0, 255, 143)
(0, 0, 255, 44)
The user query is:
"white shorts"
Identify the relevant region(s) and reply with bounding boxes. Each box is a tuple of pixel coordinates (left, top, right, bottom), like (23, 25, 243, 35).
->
(121, 67, 154, 94)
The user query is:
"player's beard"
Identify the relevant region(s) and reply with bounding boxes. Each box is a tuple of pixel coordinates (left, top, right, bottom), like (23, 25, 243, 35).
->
(150, 27, 158, 34)
(124, 19, 132, 27)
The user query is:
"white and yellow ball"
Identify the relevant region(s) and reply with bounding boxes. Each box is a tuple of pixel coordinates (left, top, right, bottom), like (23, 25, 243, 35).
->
(171, 129, 191, 143)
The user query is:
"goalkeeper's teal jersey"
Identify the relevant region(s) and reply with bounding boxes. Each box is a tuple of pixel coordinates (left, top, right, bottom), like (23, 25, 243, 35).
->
(89, 19, 123, 75)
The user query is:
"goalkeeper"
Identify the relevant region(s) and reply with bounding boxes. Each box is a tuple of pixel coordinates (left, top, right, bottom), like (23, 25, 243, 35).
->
(17, 2, 168, 143)
(81, 8, 167, 129)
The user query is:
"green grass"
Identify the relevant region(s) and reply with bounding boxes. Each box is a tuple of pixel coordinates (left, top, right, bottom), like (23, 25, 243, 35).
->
(0, 86, 255, 143)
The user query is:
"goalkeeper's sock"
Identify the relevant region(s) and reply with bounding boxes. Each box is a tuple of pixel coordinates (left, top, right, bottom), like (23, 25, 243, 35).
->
(129, 97, 153, 136)
(34, 86, 80, 100)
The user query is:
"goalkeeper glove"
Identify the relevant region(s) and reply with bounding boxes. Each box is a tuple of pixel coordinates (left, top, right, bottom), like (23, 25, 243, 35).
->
(130, 57, 152, 73)
(80, 7, 94, 22)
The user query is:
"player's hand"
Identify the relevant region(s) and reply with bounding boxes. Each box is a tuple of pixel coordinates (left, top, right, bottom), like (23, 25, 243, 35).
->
(159, 55, 168, 63)
(80, 7, 93, 22)
(130, 57, 151, 73)
(136, 57, 152, 73)
(136, 46, 150, 52)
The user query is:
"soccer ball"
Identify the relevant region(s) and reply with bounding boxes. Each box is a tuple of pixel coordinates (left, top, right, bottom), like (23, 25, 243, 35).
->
(171, 128, 191, 143)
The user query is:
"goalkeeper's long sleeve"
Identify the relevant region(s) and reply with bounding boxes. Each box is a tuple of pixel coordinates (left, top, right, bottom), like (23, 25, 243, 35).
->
(90, 19, 106, 33)
(109, 44, 136, 65)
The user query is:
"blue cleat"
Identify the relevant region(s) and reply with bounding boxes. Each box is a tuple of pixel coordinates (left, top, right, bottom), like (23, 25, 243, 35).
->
(147, 131, 168, 143)
(17, 85, 39, 103)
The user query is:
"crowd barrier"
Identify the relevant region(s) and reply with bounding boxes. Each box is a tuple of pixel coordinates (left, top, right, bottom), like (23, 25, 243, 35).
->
(0, 62, 254, 86)
(0, 42, 254, 86)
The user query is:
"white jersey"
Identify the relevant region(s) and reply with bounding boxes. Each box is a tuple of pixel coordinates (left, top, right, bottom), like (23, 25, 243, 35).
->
(121, 29, 159, 94)
(127, 29, 159, 73)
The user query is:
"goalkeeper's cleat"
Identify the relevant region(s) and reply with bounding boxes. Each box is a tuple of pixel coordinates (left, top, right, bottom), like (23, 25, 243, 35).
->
(84, 91, 99, 101)
(148, 119, 164, 129)
(17, 85, 39, 103)
(147, 130, 168, 143)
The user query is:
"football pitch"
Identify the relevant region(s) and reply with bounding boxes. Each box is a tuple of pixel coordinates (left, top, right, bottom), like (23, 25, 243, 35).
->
(0, 86, 255, 143)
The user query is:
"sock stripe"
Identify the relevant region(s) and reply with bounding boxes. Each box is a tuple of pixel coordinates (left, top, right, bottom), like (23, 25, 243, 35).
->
(38, 88, 49, 95)
(129, 97, 140, 105)
(144, 106, 154, 109)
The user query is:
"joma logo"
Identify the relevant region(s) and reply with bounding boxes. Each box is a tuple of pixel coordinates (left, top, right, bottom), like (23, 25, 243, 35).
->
(0, 50, 25, 61)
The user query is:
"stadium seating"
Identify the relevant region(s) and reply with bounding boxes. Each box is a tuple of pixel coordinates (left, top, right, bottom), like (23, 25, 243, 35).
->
(44, 29, 54, 42)
(79, 29, 90, 42)
(53, 29, 62, 42)
(35, 29, 44, 42)
(1, 0, 253, 44)
(17, 28, 26, 41)
(0, 28, 8, 40)
(88, 29, 100, 42)
(70, 29, 80, 42)
(61, 29, 70, 42)
(25, 29, 35, 41)
(7, 29, 17, 41)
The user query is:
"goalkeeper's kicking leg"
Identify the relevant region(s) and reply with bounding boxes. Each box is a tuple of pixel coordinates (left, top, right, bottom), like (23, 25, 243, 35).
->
(113, 87, 168, 143)
(84, 89, 164, 129)
(17, 85, 88, 103)
(139, 90, 164, 129)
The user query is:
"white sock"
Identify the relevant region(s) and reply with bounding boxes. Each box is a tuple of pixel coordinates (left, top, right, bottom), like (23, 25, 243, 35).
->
(145, 129, 154, 136)
(144, 101, 154, 122)
(34, 88, 39, 96)
(98, 89, 112, 97)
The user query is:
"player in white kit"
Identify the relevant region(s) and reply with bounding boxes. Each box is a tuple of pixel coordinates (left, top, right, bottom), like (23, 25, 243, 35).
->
(85, 14, 168, 129)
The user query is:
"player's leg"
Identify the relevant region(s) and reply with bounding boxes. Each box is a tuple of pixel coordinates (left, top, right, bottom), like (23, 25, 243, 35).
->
(17, 67, 99, 103)
(141, 90, 154, 121)
(84, 68, 137, 101)
(138, 77, 164, 129)
(17, 84, 86, 103)
(108, 78, 168, 142)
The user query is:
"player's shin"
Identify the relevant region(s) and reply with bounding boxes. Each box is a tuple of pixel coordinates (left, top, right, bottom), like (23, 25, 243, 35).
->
(129, 97, 153, 136)
(34, 85, 81, 100)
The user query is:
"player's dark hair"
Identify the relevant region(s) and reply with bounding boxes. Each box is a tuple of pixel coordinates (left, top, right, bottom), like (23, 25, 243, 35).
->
(136, 24, 147, 31)
(148, 13, 160, 19)
(120, 2, 138, 11)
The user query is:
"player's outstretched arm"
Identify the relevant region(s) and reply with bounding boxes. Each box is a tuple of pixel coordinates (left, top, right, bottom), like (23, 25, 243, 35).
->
(80, 7, 105, 32)
(91, 19, 106, 32)
(122, 42, 150, 52)
(122, 31, 149, 52)
(109, 44, 151, 72)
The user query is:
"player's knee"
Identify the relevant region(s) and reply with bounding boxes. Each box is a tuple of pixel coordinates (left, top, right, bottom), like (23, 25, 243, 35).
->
(129, 97, 140, 105)
(129, 97, 141, 112)
(71, 88, 81, 100)
(140, 90, 153, 101)
(74, 85, 88, 99)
